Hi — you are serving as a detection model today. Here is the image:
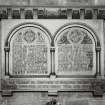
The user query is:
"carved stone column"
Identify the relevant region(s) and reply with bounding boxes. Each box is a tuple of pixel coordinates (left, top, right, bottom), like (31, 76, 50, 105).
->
(4, 47, 10, 75)
(50, 47, 55, 76)
(96, 46, 101, 77)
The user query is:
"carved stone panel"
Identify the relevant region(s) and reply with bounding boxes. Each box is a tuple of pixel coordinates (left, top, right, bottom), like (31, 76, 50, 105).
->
(1, 20, 104, 96)
(9, 24, 51, 76)
(55, 26, 96, 76)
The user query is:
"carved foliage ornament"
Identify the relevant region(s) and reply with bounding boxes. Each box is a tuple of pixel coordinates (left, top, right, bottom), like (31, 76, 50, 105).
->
(23, 29, 36, 43)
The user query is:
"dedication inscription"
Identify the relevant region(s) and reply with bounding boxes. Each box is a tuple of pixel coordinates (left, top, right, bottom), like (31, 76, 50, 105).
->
(55, 26, 96, 75)
(9, 26, 50, 75)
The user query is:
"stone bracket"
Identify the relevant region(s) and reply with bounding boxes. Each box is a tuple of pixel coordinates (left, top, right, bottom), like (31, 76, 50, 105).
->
(92, 79, 105, 97)
(1, 79, 16, 96)
(1, 79, 17, 90)
(1, 90, 13, 96)
(0, 7, 105, 19)
(48, 90, 58, 96)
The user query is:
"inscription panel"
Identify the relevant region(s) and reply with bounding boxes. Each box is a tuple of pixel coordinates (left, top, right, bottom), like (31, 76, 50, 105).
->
(1, 78, 93, 91)
(55, 26, 96, 75)
(9, 26, 51, 75)
(2, 78, 105, 92)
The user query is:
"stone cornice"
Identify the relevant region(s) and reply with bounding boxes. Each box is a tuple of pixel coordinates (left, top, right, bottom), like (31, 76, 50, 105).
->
(0, 7, 105, 19)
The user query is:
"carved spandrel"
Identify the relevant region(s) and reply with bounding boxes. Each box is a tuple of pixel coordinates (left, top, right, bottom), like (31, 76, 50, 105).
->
(9, 26, 50, 76)
(55, 27, 96, 75)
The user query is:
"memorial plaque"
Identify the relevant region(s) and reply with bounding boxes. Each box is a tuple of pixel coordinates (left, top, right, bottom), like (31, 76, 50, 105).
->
(1, 20, 104, 95)
(55, 26, 96, 75)
(9, 26, 51, 75)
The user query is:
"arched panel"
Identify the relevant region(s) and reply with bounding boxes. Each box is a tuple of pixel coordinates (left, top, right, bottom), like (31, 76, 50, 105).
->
(54, 24, 99, 76)
(5, 23, 52, 76)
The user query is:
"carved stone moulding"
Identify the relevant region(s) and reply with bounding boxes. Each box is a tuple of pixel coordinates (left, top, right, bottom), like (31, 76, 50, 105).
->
(0, 7, 105, 19)
(1, 78, 105, 97)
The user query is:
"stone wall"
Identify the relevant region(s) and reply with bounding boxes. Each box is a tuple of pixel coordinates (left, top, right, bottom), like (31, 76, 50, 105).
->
(0, 92, 105, 105)
(0, 1, 105, 105)
(0, 0, 104, 6)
